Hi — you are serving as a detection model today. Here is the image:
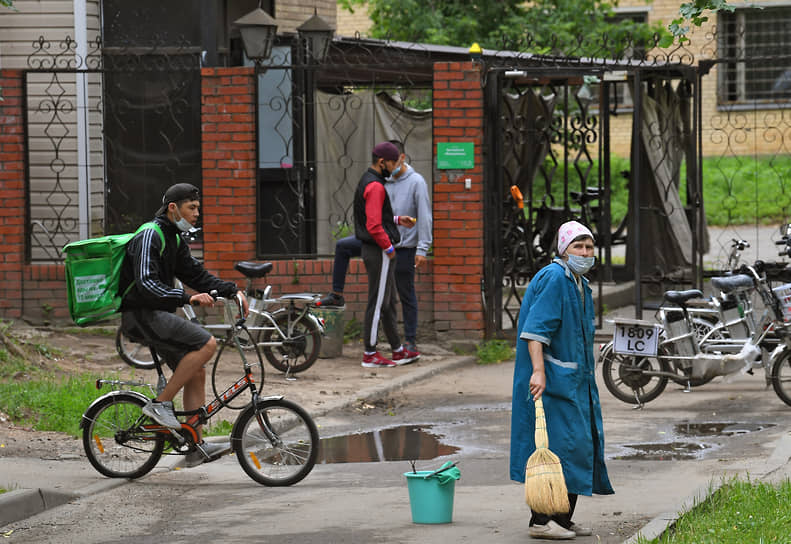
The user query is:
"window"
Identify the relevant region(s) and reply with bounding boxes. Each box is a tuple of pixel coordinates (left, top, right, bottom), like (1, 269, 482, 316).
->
(718, 7, 791, 104)
(603, 9, 650, 111)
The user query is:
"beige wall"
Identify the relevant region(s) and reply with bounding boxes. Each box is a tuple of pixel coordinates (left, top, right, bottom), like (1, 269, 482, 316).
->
(277, 0, 337, 34)
(0, 0, 101, 70)
(336, 1, 372, 37)
(613, 0, 791, 158)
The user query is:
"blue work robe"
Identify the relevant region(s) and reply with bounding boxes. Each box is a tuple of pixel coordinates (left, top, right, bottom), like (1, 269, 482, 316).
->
(509, 258, 613, 497)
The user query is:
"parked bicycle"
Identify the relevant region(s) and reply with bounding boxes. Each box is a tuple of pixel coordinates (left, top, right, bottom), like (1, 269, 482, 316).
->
(599, 259, 791, 408)
(116, 261, 324, 378)
(82, 292, 319, 486)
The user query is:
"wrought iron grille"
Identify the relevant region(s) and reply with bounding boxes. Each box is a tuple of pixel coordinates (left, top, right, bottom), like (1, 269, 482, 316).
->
(24, 35, 202, 262)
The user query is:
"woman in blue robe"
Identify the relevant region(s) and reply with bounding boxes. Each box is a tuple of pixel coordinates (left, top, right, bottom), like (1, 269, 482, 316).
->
(510, 221, 613, 540)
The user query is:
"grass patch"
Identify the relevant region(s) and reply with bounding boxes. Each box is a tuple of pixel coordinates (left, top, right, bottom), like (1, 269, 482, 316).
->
(0, 324, 148, 438)
(476, 339, 514, 365)
(0, 373, 138, 438)
(638, 477, 791, 543)
(203, 418, 234, 437)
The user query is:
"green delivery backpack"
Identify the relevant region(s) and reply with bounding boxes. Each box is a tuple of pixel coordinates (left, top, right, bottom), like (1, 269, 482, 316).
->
(63, 222, 179, 326)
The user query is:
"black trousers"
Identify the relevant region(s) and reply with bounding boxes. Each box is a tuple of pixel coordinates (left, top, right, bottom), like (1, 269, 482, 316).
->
(529, 493, 578, 529)
(361, 242, 400, 352)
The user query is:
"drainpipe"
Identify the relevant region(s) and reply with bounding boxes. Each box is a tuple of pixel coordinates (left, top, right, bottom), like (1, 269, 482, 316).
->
(74, 0, 90, 238)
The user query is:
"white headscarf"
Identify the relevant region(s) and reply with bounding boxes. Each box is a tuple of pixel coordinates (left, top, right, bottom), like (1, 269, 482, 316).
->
(557, 221, 594, 256)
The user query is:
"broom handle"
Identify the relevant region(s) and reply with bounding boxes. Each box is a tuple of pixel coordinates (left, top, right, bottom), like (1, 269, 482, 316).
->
(534, 396, 549, 449)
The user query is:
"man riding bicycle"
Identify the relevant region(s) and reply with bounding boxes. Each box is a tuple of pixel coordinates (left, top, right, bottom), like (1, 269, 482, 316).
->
(118, 183, 249, 467)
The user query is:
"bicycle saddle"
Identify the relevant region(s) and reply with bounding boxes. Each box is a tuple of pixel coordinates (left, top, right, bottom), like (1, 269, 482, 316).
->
(663, 289, 704, 305)
(711, 274, 754, 293)
(235, 261, 273, 278)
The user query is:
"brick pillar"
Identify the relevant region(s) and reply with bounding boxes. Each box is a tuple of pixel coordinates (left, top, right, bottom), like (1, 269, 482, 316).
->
(0, 70, 25, 319)
(432, 62, 485, 337)
(200, 67, 258, 281)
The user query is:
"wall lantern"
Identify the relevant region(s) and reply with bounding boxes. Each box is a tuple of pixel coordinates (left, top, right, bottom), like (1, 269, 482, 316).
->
(233, 3, 279, 63)
(297, 8, 334, 63)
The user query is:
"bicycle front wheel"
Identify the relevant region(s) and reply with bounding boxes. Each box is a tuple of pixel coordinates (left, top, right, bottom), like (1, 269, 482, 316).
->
(232, 398, 319, 486)
(261, 309, 321, 374)
(600, 342, 670, 404)
(771, 349, 791, 407)
(82, 393, 165, 479)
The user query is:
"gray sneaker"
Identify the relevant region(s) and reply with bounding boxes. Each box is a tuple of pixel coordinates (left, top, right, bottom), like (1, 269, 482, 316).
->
(142, 400, 181, 429)
(184, 440, 232, 468)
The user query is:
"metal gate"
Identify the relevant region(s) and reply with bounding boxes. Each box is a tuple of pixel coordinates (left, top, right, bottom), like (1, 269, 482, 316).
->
(23, 36, 202, 261)
(482, 57, 704, 338)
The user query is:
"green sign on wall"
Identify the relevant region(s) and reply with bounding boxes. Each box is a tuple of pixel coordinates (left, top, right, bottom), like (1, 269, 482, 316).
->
(437, 142, 474, 169)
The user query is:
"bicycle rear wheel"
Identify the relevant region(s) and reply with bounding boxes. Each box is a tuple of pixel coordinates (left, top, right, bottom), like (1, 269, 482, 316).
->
(261, 309, 321, 374)
(82, 393, 165, 479)
(115, 328, 155, 370)
(232, 398, 318, 486)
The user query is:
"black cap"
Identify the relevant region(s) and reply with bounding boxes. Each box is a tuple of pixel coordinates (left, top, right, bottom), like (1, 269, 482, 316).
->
(156, 183, 200, 215)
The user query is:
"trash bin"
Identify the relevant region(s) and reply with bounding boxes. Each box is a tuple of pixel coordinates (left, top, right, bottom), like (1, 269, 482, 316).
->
(313, 306, 345, 358)
(404, 462, 460, 524)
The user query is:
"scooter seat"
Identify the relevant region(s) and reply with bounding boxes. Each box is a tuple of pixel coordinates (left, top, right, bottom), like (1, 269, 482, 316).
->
(711, 274, 754, 293)
(664, 289, 704, 305)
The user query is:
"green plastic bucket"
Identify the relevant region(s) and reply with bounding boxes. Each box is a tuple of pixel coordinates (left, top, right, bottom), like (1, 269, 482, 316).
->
(404, 471, 456, 524)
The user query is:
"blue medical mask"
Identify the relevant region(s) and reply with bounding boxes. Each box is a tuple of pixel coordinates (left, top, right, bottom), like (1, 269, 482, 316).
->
(566, 254, 595, 275)
(173, 210, 193, 233)
(389, 162, 403, 179)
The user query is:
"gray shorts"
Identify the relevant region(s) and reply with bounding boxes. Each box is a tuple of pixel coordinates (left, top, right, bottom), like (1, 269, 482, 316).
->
(121, 309, 211, 370)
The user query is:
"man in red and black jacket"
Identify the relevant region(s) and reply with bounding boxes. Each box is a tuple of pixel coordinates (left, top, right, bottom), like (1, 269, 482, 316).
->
(353, 142, 420, 368)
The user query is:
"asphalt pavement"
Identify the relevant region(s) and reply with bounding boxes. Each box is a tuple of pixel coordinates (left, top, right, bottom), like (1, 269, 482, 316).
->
(3, 223, 791, 540)
(2, 321, 790, 542)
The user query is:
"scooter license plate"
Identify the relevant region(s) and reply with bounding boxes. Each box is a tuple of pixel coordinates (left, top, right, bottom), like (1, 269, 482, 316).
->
(612, 322, 659, 356)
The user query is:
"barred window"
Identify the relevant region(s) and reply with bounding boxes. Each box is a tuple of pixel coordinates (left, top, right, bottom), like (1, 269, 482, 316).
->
(602, 9, 649, 111)
(718, 7, 791, 104)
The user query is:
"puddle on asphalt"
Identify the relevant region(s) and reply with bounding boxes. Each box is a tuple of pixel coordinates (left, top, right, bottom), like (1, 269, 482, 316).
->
(674, 422, 775, 437)
(612, 442, 710, 461)
(612, 421, 775, 461)
(319, 425, 459, 464)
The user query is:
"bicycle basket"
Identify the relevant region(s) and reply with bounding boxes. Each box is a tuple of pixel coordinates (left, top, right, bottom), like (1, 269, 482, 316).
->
(772, 283, 791, 323)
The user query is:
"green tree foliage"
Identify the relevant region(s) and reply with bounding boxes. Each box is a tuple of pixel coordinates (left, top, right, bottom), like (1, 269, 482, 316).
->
(670, 0, 735, 40)
(338, 0, 670, 56)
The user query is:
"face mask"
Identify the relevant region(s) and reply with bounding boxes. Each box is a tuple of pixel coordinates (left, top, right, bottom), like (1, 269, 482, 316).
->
(566, 254, 595, 275)
(173, 210, 193, 233)
(380, 159, 391, 179)
(389, 163, 403, 179)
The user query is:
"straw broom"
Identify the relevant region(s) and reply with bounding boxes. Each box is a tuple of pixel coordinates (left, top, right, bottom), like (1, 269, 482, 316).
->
(524, 396, 570, 514)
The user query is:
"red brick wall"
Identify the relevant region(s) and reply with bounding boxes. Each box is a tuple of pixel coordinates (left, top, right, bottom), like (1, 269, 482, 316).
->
(2, 64, 480, 341)
(0, 70, 26, 320)
(0, 70, 68, 324)
(199, 66, 439, 342)
(200, 67, 258, 279)
(432, 62, 485, 336)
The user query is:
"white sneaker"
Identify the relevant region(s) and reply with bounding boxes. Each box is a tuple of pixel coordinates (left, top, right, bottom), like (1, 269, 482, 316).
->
(528, 520, 576, 540)
(142, 400, 181, 429)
